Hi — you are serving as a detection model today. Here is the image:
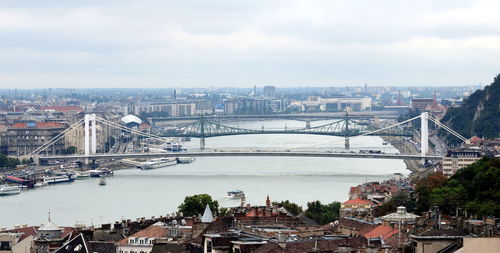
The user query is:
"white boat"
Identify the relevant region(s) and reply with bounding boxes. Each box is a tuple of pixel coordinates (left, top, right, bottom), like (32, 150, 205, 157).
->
(89, 168, 114, 177)
(176, 157, 195, 164)
(76, 171, 91, 179)
(98, 177, 106, 186)
(34, 181, 48, 188)
(164, 142, 184, 152)
(43, 174, 76, 185)
(139, 158, 177, 170)
(0, 185, 21, 196)
(226, 189, 245, 199)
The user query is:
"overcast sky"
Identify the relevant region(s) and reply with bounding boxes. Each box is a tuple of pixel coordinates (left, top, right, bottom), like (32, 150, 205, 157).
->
(0, 0, 499, 89)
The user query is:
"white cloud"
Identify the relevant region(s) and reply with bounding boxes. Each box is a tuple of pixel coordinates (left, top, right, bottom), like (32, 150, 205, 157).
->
(0, 0, 499, 88)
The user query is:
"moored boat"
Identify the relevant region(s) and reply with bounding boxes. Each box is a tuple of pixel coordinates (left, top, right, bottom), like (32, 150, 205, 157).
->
(139, 158, 177, 170)
(176, 157, 195, 164)
(76, 171, 91, 179)
(0, 185, 21, 196)
(89, 168, 114, 177)
(226, 189, 245, 199)
(42, 174, 76, 185)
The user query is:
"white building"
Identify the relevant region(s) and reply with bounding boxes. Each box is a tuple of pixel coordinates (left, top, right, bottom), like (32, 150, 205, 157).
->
(442, 150, 481, 177)
(295, 97, 372, 112)
(116, 221, 191, 253)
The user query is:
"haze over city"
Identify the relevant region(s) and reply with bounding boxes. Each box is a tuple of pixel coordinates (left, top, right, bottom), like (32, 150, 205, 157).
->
(1, 0, 500, 88)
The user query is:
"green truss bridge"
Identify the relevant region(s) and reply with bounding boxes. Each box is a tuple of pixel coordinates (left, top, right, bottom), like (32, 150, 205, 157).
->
(160, 115, 412, 149)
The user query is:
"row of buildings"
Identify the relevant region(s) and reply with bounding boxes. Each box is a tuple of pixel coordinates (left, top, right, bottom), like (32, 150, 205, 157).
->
(2, 191, 497, 253)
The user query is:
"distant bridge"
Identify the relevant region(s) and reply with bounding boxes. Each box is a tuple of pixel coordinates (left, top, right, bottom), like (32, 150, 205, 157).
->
(38, 150, 443, 162)
(160, 115, 411, 149)
(150, 110, 402, 124)
(29, 112, 469, 166)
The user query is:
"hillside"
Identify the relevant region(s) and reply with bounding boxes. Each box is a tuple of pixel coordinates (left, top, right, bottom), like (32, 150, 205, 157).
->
(440, 73, 500, 145)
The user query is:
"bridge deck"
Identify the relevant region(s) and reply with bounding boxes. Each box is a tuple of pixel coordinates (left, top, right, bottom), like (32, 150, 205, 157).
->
(39, 151, 442, 161)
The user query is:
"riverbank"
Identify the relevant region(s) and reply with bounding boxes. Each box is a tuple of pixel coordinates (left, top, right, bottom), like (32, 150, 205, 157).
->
(381, 136, 421, 171)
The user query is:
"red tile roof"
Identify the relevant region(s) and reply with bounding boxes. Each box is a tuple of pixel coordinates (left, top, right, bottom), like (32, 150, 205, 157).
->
(343, 198, 372, 205)
(11, 122, 66, 129)
(119, 223, 167, 244)
(363, 225, 398, 240)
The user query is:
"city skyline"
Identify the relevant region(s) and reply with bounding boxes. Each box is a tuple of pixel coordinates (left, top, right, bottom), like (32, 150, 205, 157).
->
(1, 0, 499, 88)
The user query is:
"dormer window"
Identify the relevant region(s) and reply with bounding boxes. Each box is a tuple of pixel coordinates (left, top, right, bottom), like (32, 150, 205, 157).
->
(129, 238, 135, 245)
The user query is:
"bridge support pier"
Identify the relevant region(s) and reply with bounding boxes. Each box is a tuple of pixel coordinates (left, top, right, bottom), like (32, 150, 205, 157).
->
(84, 114, 90, 165)
(421, 112, 429, 165)
(344, 137, 350, 149)
(33, 155, 40, 166)
(200, 136, 205, 150)
(306, 121, 311, 129)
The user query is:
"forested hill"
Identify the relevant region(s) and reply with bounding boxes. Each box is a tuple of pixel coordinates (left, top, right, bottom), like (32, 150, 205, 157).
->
(440, 74, 500, 145)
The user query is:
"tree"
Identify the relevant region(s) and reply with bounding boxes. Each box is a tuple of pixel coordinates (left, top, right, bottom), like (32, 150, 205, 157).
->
(415, 172, 447, 213)
(178, 194, 219, 217)
(65, 146, 77, 154)
(272, 200, 303, 216)
(305, 201, 341, 225)
(430, 157, 500, 217)
(374, 191, 417, 216)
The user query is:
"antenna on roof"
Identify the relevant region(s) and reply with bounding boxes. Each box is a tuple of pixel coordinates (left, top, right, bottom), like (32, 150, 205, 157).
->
(48, 211, 51, 222)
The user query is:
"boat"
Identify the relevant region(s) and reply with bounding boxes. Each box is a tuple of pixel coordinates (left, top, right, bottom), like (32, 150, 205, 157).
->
(226, 189, 245, 200)
(42, 174, 76, 185)
(139, 158, 177, 170)
(164, 142, 184, 152)
(89, 168, 114, 177)
(382, 142, 388, 145)
(76, 171, 91, 179)
(176, 157, 195, 164)
(0, 185, 21, 196)
(34, 181, 48, 188)
(98, 176, 106, 186)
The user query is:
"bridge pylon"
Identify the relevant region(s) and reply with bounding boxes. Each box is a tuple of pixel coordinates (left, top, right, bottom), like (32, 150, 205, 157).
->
(306, 120, 311, 129)
(420, 112, 429, 164)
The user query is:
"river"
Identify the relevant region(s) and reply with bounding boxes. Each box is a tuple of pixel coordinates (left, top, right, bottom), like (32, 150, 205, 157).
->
(0, 120, 407, 228)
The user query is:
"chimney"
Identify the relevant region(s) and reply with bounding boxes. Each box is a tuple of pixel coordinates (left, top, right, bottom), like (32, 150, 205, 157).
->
(266, 195, 271, 208)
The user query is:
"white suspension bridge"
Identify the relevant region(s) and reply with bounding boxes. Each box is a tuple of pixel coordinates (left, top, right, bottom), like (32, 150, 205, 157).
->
(28, 112, 469, 165)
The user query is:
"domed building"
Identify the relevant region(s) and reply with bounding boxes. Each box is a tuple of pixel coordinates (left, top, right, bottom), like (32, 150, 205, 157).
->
(120, 114, 142, 128)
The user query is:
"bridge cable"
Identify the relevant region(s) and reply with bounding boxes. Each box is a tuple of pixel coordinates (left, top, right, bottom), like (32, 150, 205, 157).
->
(95, 117, 171, 142)
(427, 116, 471, 145)
(29, 118, 85, 156)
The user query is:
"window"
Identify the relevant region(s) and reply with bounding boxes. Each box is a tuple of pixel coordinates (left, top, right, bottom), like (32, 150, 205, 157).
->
(0, 241, 12, 251)
(207, 241, 212, 252)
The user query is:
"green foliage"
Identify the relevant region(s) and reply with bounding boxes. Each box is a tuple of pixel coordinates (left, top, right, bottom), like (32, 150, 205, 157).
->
(414, 172, 447, 213)
(65, 146, 77, 154)
(178, 194, 219, 217)
(430, 157, 500, 217)
(218, 207, 229, 217)
(374, 191, 417, 216)
(272, 200, 303, 216)
(0, 153, 21, 169)
(305, 200, 341, 225)
(440, 73, 500, 145)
